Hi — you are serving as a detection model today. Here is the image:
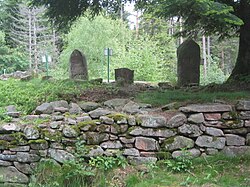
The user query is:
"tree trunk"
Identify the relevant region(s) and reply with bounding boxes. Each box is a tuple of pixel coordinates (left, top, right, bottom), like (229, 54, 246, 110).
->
(229, 0, 250, 80)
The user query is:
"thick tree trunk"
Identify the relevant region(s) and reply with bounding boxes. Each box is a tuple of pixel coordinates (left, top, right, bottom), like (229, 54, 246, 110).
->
(229, 1, 250, 80)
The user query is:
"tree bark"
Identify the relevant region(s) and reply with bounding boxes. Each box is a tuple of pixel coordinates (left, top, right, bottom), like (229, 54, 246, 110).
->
(229, 0, 250, 80)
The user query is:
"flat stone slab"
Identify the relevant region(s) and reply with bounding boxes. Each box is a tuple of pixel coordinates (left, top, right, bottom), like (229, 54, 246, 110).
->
(179, 104, 232, 113)
(222, 146, 250, 157)
(0, 166, 29, 184)
(195, 135, 226, 149)
(236, 100, 250, 111)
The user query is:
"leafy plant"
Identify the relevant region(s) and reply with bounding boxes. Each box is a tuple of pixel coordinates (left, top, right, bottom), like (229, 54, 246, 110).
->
(0, 107, 12, 122)
(164, 150, 193, 172)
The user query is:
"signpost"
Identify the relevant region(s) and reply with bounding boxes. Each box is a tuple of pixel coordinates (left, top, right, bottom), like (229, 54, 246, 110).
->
(42, 54, 52, 76)
(104, 48, 113, 82)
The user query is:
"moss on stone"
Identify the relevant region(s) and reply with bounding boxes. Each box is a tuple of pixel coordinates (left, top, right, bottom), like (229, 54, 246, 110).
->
(162, 136, 175, 148)
(71, 125, 81, 135)
(0, 140, 9, 149)
(10, 132, 27, 145)
(156, 151, 172, 160)
(42, 129, 62, 142)
(106, 113, 128, 121)
(111, 124, 122, 134)
(78, 120, 99, 127)
(135, 117, 142, 125)
(28, 139, 47, 144)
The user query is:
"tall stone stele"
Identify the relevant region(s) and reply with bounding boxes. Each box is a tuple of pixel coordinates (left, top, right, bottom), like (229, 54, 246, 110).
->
(115, 68, 134, 85)
(177, 39, 200, 87)
(69, 49, 88, 80)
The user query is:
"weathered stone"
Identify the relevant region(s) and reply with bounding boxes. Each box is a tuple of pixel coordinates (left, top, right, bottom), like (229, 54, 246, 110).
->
(62, 126, 79, 138)
(204, 120, 244, 129)
(89, 109, 111, 118)
(30, 140, 49, 150)
(246, 134, 250, 145)
(140, 152, 156, 157)
(177, 39, 200, 86)
(222, 146, 250, 157)
(135, 137, 159, 151)
(53, 107, 69, 113)
(115, 68, 134, 85)
(204, 113, 221, 121)
(85, 146, 104, 157)
(104, 99, 130, 110)
(100, 141, 123, 149)
(78, 101, 101, 112)
(239, 111, 250, 120)
(178, 124, 203, 137)
(66, 118, 77, 125)
(195, 135, 226, 149)
(51, 115, 64, 121)
(123, 148, 140, 156)
(236, 100, 250, 111)
(76, 116, 92, 122)
(50, 100, 69, 109)
(0, 166, 29, 184)
(205, 127, 224, 136)
(35, 103, 53, 114)
(0, 160, 12, 166)
(166, 113, 187, 128)
(172, 148, 201, 158)
(70, 49, 88, 80)
(23, 126, 40, 140)
(16, 152, 40, 163)
(50, 121, 62, 129)
(225, 134, 245, 146)
(97, 124, 110, 133)
(0, 134, 15, 141)
(10, 146, 30, 152)
(123, 101, 140, 114)
(48, 149, 74, 163)
(223, 128, 249, 135)
(100, 116, 114, 125)
(69, 103, 82, 114)
(128, 116, 136, 126)
(179, 104, 232, 113)
(110, 134, 118, 140)
(14, 162, 32, 174)
(158, 82, 173, 89)
(205, 148, 218, 155)
(137, 115, 166, 128)
(245, 120, 250, 127)
(2, 150, 15, 155)
(117, 118, 127, 124)
(6, 105, 20, 118)
(120, 137, 135, 144)
(104, 149, 121, 156)
(40, 114, 51, 119)
(188, 113, 204, 124)
(0, 154, 17, 161)
(83, 132, 109, 144)
(222, 112, 234, 120)
(129, 127, 176, 138)
(164, 136, 194, 151)
(127, 156, 157, 165)
(0, 123, 20, 132)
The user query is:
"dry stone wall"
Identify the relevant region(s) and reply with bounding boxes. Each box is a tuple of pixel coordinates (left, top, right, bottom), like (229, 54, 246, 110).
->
(0, 99, 250, 186)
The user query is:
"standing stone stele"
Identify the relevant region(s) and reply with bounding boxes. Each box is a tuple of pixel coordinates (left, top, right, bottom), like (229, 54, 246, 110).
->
(69, 49, 88, 80)
(115, 68, 134, 85)
(177, 39, 200, 87)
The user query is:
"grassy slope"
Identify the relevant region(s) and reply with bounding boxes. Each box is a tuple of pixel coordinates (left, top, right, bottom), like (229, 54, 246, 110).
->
(125, 154, 250, 187)
(0, 79, 249, 114)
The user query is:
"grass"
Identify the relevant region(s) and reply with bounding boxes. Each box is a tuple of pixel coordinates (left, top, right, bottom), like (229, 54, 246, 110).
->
(136, 90, 250, 107)
(124, 154, 250, 187)
(0, 78, 249, 115)
(0, 78, 95, 114)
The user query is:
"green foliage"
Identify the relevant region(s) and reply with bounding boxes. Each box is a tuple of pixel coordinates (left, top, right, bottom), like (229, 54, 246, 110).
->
(200, 60, 229, 85)
(0, 31, 29, 72)
(89, 155, 128, 171)
(163, 150, 193, 172)
(57, 14, 176, 82)
(0, 107, 12, 122)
